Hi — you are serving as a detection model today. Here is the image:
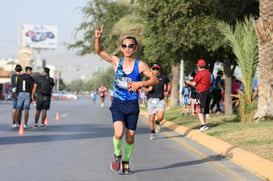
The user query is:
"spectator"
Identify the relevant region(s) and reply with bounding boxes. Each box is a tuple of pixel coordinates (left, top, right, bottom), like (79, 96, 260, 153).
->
(181, 84, 191, 115)
(15, 66, 34, 128)
(31, 67, 55, 128)
(190, 72, 197, 115)
(139, 87, 147, 107)
(11, 64, 22, 128)
(185, 59, 211, 131)
(210, 70, 224, 114)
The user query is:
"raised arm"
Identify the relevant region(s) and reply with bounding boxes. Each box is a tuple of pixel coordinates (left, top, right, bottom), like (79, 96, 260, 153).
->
(95, 26, 119, 67)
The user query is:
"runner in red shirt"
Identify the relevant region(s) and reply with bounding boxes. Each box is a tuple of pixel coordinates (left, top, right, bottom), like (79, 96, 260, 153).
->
(99, 83, 107, 108)
(185, 59, 211, 131)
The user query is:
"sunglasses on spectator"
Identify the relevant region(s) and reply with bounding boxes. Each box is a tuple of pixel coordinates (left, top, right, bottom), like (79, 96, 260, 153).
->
(152, 68, 159, 71)
(121, 44, 135, 49)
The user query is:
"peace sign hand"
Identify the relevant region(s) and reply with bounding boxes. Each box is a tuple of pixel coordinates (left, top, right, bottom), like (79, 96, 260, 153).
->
(95, 25, 103, 38)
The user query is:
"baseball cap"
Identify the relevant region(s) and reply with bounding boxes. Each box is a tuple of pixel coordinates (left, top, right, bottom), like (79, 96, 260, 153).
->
(151, 63, 160, 69)
(196, 59, 206, 66)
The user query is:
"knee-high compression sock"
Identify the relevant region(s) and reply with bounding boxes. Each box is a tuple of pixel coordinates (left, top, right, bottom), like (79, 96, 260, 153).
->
(113, 137, 122, 156)
(123, 142, 135, 162)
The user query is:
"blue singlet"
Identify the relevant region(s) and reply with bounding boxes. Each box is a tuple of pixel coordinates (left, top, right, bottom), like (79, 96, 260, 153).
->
(113, 58, 141, 101)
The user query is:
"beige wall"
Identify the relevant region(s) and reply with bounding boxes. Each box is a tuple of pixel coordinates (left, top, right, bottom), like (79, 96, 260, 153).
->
(0, 70, 12, 83)
(18, 47, 33, 69)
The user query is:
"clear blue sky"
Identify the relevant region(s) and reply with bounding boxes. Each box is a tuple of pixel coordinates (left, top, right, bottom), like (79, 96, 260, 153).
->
(0, 0, 88, 58)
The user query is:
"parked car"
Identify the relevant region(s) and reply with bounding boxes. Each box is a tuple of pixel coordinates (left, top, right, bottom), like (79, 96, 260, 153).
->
(1, 89, 12, 100)
(0, 83, 12, 100)
(51, 91, 78, 100)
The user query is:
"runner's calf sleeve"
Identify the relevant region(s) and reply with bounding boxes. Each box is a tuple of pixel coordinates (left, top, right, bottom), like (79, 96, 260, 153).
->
(113, 137, 122, 156)
(123, 142, 135, 162)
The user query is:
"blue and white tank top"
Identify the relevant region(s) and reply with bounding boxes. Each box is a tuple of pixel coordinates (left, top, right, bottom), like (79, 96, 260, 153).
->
(113, 58, 141, 101)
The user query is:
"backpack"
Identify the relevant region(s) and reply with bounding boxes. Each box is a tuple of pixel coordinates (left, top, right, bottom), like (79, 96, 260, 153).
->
(39, 76, 51, 95)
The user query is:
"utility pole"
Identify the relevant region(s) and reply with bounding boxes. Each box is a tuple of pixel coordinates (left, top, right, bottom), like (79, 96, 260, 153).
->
(179, 59, 184, 106)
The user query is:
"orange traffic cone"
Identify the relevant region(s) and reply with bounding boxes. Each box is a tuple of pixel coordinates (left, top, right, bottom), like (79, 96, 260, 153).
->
(45, 117, 48, 125)
(18, 123, 24, 135)
(56, 112, 60, 121)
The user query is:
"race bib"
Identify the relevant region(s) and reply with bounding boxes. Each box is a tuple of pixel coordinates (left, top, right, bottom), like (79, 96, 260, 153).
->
(150, 98, 160, 104)
(116, 76, 132, 89)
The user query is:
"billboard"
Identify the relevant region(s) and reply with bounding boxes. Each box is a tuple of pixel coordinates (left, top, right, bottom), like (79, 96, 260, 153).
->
(21, 24, 58, 49)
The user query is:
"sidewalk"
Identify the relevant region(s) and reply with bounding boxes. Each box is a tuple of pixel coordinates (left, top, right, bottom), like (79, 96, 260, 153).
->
(140, 110, 273, 181)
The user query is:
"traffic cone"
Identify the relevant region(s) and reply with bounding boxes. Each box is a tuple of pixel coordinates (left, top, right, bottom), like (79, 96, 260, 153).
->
(18, 123, 24, 135)
(45, 117, 48, 125)
(56, 112, 60, 121)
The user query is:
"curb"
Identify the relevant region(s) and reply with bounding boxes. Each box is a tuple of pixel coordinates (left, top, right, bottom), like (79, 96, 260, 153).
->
(140, 110, 273, 181)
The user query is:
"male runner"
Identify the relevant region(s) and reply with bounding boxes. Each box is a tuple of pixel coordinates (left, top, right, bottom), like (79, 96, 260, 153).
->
(99, 83, 106, 107)
(95, 25, 158, 174)
(145, 63, 171, 140)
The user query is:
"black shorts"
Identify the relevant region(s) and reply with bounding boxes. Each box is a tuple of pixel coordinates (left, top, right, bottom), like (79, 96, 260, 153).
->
(196, 90, 210, 114)
(110, 98, 139, 130)
(36, 96, 51, 110)
(191, 92, 197, 99)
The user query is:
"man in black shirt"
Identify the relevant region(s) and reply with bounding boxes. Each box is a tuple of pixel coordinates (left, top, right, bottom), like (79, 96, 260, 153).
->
(32, 67, 55, 129)
(145, 63, 171, 140)
(11, 64, 22, 128)
(15, 66, 34, 128)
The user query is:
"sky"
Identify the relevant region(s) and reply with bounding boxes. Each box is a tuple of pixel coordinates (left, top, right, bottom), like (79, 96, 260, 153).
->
(0, 0, 85, 57)
(0, 0, 111, 82)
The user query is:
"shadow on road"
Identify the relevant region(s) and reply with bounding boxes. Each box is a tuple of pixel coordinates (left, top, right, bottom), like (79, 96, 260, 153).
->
(133, 155, 226, 173)
(0, 123, 151, 146)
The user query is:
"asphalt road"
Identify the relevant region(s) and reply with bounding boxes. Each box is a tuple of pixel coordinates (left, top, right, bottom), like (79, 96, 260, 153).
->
(0, 97, 262, 181)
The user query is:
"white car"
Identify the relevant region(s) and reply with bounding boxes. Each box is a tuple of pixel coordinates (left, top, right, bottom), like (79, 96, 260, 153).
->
(51, 91, 78, 100)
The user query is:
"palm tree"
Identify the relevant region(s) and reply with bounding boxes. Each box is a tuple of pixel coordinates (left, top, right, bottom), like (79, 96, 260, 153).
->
(253, 0, 273, 120)
(217, 17, 259, 122)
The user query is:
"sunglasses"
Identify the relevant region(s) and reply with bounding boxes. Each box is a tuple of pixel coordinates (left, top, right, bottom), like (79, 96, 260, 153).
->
(121, 44, 135, 49)
(152, 68, 159, 71)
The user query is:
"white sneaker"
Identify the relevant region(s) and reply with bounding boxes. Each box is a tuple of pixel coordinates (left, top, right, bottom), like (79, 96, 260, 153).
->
(23, 124, 29, 129)
(150, 134, 156, 140)
(40, 124, 46, 129)
(199, 125, 209, 131)
(33, 123, 38, 128)
(12, 124, 18, 128)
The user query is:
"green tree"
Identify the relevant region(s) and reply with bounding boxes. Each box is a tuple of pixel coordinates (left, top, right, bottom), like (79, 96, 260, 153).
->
(66, 67, 115, 92)
(217, 17, 259, 122)
(90, 67, 115, 90)
(68, 0, 133, 55)
(136, 0, 222, 106)
(58, 78, 66, 91)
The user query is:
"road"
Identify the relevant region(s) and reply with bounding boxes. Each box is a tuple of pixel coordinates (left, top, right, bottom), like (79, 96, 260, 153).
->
(0, 97, 262, 181)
